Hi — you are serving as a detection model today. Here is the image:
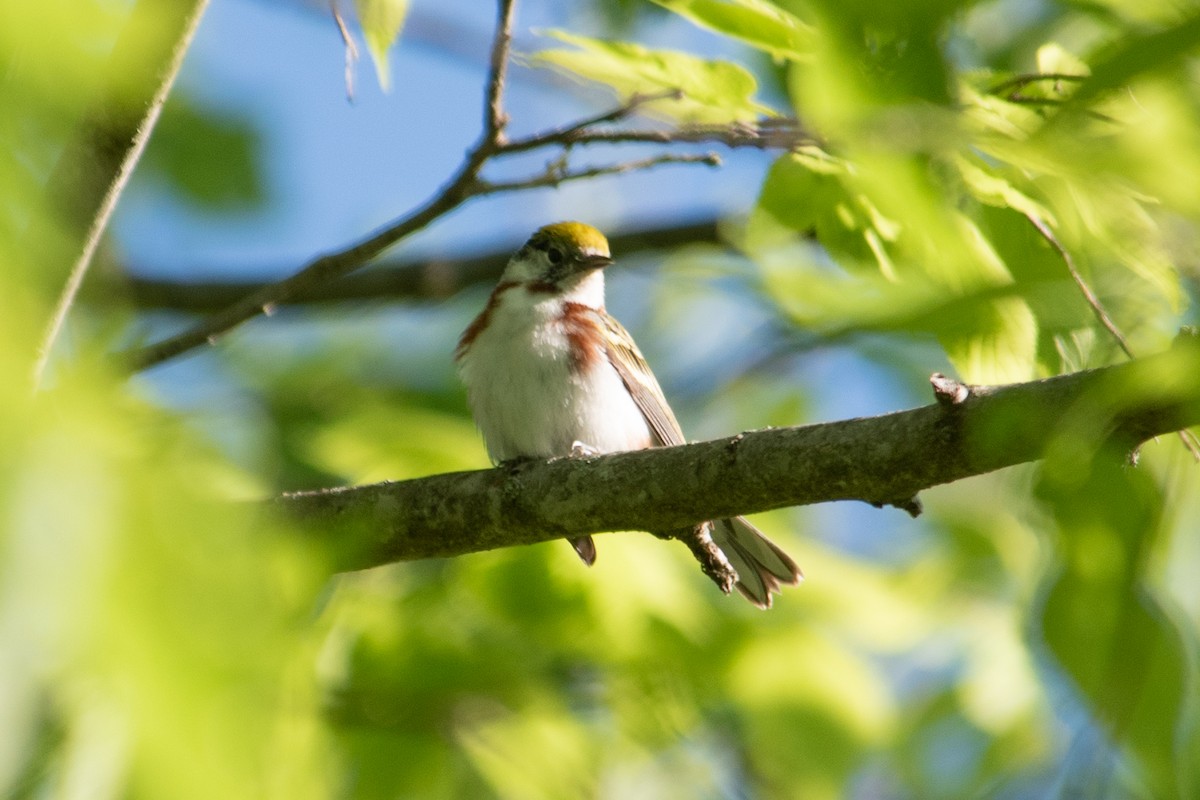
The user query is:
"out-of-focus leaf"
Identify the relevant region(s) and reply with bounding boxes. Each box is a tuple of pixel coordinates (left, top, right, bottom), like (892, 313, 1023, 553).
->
(954, 155, 1055, 224)
(530, 31, 773, 123)
(354, 0, 409, 92)
(458, 702, 595, 800)
(1038, 454, 1191, 798)
(1065, 11, 1200, 113)
(0, 372, 331, 799)
(302, 400, 484, 483)
(142, 96, 263, 210)
(727, 628, 896, 795)
(751, 150, 1039, 381)
(653, 0, 815, 61)
(1036, 42, 1090, 79)
(750, 149, 895, 271)
(942, 294, 1038, 384)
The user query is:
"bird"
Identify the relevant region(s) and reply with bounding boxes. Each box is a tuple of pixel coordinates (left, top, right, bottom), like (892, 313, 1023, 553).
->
(455, 221, 801, 607)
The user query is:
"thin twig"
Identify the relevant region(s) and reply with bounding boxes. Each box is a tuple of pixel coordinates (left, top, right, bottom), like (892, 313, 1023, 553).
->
(124, 0, 519, 371)
(987, 72, 1087, 97)
(1002, 97, 1117, 123)
(501, 114, 809, 155)
(474, 152, 721, 194)
(31, 0, 211, 389)
(118, 0, 770, 372)
(332, 3, 358, 103)
(123, 161, 480, 370)
(1025, 212, 1135, 358)
(482, 0, 517, 143)
(498, 89, 684, 152)
(117, 0, 788, 372)
(122, 149, 721, 370)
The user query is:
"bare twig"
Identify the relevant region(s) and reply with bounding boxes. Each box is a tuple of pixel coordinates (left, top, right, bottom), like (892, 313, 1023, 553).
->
(31, 0, 211, 389)
(501, 114, 810, 155)
(482, 0, 516, 143)
(332, 3, 359, 102)
(1025, 212, 1135, 359)
(123, 0, 517, 372)
(123, 162, 481, 370)
(474, 152, 721, 194)
(497, 89, 685, 152)
(118, 0, 796, 373)
(987, 72, 1087, 98)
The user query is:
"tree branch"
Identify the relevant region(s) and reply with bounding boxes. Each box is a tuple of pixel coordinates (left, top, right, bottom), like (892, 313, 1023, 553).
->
(987, 72, 1086, 100)
(279, 340, 1200, 574)
(115, 0, 807, 373)
(473, 151, 721, 194)
(103, 219, 725, 311)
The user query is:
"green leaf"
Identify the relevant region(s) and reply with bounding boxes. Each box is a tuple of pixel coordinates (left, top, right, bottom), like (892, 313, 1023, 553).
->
(355, 0, 409, 92)
(954, 155, 1055, 224)
(751, 149, 893, 269)
(653, 0, 815, 62)
(530, 31, 772, 123)
(1068, 10, 1200, 111)
(941, 294, 1038, 384)
(1036, 42, 1090, 78)
(143, 96, 263, 210)
(1038, 456, 1190, 799)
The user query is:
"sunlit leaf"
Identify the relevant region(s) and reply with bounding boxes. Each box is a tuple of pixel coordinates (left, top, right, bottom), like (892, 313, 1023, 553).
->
(653, 0, 815, 61)
(354, 0, 409, 92)
(1036, 42, 1090, 79)
(1066, 11, 1200, 112)
(530, 30, 773, 123)
(954, 155, 1054, 224)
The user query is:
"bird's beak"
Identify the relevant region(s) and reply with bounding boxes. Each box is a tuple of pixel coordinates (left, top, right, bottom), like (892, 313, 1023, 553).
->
(580, 254, 614, 270)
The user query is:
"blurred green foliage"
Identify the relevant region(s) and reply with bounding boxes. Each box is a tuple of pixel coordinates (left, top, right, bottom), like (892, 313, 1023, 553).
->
(3, 0, 1199, 798)
(141, 96, 264, 210)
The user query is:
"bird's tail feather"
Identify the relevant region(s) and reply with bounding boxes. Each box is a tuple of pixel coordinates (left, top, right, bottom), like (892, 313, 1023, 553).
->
(570, 535, 597, 566)
(710, 517, 802, 609)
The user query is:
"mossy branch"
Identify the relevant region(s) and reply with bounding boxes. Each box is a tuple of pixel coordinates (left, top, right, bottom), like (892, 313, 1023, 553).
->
(279, 339, 1200, 573)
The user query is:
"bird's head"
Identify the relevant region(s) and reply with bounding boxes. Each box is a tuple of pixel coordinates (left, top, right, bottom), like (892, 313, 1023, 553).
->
(503, 221, 614, 292)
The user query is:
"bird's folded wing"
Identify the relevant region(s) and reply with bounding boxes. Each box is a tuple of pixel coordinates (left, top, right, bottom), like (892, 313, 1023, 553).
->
(601, 311, 686, 448)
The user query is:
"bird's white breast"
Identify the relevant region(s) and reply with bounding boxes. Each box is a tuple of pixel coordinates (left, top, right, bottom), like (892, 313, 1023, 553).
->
(457, 281, 652, 462)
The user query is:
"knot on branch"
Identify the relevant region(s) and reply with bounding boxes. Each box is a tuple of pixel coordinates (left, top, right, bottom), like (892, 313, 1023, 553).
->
(671, 524, 738, 594)
(870, 496, 923, 518)
(930, 372, 971, 406)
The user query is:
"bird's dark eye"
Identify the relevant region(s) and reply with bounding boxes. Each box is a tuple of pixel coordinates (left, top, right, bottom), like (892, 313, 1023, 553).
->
(546, 247, 564, 265)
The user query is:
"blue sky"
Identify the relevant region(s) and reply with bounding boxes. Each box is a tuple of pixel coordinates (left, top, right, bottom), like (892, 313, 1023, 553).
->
(115, 0, 773, 281)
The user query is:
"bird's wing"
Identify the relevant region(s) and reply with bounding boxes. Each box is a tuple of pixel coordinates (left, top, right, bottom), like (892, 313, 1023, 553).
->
(601, 311, 686, 448)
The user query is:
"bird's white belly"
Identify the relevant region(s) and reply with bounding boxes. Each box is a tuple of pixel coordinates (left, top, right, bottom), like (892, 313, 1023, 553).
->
(458, 302, 651, 462)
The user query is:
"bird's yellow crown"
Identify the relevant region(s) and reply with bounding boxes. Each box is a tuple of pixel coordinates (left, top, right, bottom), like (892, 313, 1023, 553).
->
(534, 221, 610, 257)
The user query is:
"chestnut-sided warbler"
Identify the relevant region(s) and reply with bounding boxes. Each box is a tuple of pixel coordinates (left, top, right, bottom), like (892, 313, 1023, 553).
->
(455, 221, 801, 607)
